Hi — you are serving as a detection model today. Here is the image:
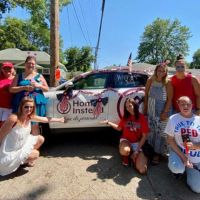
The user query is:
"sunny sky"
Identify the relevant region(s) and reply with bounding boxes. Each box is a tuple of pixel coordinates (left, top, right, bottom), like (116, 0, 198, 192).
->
(3, 0, 200, 69)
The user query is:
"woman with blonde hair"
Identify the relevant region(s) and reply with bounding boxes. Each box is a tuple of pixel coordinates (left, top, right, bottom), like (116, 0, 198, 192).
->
(0, 96, 65, 176)
(144, 62, 173, 164)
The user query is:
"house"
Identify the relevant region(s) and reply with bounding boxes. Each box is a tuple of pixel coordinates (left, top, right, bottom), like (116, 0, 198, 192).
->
(0, 48, 67, 84)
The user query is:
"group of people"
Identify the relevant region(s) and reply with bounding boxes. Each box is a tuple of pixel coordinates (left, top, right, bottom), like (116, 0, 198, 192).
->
(103, 54, 200, 193)
(0, 54, 200, 193)
(0, 56, 65, 176)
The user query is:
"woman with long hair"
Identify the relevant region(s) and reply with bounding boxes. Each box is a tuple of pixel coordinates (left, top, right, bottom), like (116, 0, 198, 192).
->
(9, 56, 49, 135)
(0, 97, 65, 176)
(144, 62, 173, 165)
(101, 98, 149, 174)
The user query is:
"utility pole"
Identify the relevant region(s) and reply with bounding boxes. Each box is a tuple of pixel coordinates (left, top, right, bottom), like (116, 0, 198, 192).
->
(94, 0, 105, 70)
(50, 0, 59, 87)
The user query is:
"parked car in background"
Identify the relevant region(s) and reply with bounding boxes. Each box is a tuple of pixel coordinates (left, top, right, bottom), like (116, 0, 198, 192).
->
(43, 67, 149, 133)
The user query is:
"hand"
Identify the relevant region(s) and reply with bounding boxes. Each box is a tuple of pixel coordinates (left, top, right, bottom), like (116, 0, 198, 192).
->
(132, 151, 139, 163)
(60, 117, 68, 123)
(31, 81, 41, 88)
(186, 142, 196, 150)
(184, 159, 193, 168)
(25, 85, 34, 92)
(99, 120, 109, 124)
(160, 112, 168, 121)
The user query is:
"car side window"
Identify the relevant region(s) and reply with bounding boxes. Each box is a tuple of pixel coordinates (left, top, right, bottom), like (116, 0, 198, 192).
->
(113, 72, 148, 88)
(73, 73, 109, 90)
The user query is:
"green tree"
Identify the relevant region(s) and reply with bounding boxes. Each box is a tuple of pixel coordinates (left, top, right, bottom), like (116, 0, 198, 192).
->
(0, 17, 50, 51)
(64, 46, 95, 72)
(190, 49, 200, 69)
(136, 18, 191, 64)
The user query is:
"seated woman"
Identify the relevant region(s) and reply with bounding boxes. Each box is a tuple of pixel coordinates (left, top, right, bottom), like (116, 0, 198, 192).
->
(0, 96, 65, 176)
(101, 97, 149, 174)
(165, 96, 200, 193)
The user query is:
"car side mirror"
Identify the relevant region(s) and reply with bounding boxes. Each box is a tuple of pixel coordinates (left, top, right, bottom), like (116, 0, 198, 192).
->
(64, 81, 73, 98)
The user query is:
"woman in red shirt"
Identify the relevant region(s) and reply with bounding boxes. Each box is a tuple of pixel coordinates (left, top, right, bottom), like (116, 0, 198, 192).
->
(102, 98, 149, 174)
(171, 54, 200, 114)
(0, 62, 15, 127)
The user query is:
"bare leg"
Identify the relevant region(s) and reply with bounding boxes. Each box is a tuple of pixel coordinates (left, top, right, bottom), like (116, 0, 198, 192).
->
(34, 135, 45, 150)
(31, 124, 40, 135)
(119, 140, 131, 156)
(133, 152, 148, 174)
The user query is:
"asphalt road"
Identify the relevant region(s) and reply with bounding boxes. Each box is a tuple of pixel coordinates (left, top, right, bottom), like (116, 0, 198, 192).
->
(0, 130, 199, 200)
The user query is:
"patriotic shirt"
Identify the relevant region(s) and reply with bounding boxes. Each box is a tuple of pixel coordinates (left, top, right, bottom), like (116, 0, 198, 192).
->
(165, 113, 200, 163)
(118, 113, 149, 143)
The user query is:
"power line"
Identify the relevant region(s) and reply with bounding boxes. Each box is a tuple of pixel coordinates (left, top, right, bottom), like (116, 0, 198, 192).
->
(77, 0, 92, 46)
(71, 1, 90, 45)
(66, 6, 73, 46)
(94, 0, 105, 70)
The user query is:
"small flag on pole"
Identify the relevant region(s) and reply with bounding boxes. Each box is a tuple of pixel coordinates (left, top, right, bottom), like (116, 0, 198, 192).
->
(127, 52, 132, 72)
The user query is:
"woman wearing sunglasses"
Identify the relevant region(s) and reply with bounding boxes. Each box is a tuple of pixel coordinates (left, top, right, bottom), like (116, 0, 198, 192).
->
(171, 54, 200, 115)
(0, 96, 65, 176)
(0, 62, 15, 128)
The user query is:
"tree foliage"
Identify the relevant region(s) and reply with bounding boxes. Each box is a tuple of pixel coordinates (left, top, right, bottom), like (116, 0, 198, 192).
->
(190, 49, 200, 69)
(136, 18, 191, 64)
(0, 17, 50, 51)
(64, 47, 95, 72)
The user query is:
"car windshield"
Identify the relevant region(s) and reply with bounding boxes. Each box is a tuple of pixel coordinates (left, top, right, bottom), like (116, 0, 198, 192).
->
(113, 72, 148, 88)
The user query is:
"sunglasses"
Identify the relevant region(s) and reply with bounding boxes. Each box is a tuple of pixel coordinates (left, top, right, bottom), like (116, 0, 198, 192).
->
(176, 65, 185, 71)
(24, 106, 34, 109)
(2, 68, 12, 71)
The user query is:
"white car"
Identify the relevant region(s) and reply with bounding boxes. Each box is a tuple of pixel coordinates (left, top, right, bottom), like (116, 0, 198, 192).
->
(43, 67, 149, 133)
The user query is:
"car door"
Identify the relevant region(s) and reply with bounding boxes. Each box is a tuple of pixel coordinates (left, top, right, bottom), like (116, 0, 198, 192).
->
(49, 72, 110, 129)
(107, 71, 148, 123)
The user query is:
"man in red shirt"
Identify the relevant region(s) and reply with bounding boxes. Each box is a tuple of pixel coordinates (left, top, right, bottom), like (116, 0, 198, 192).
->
(0, 62, 15, 127)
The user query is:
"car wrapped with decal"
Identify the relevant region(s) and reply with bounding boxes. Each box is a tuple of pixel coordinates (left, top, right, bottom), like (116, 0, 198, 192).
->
(43, 67, 149, 133)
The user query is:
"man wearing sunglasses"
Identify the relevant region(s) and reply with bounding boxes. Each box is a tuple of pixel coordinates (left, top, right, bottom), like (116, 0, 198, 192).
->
(171, 54, 200, 115)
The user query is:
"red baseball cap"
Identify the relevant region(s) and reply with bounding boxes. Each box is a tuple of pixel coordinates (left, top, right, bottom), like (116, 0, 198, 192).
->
(2, 62, 14, 68)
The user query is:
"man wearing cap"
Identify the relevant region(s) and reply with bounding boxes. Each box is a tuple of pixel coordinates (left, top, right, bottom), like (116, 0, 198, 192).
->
(0, 62, 15, 127)
(171, 54, 200, 115)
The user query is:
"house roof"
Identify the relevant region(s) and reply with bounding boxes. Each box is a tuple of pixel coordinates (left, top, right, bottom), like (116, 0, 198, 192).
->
(0, 48, 67, 71)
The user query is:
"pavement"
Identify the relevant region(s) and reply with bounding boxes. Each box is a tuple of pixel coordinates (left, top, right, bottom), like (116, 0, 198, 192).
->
(0, 131, 199, 200)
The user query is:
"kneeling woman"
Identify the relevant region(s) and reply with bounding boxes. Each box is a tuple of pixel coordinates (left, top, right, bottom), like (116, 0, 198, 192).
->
(102, 98, 149, 174)
(0, 96, 65, 176)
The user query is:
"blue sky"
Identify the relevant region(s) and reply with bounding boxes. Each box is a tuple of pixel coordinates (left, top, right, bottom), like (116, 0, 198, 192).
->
(3, 0, 200, 69)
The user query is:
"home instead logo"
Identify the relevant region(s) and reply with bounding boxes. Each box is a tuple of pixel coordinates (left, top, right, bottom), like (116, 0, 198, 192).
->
(57, 99, 105, 116)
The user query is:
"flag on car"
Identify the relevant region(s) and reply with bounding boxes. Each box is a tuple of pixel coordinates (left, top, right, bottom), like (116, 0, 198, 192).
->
(127, 52, 132, 72)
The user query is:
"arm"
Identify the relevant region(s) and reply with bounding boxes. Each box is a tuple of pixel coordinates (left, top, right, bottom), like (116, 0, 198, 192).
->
(32, 75, 49, 92)
(137, 133, 147, 152)
(101, 120, 122, 131)
(160, 80, 173, 121)
(192, 76, 200, 115)
(0, 114, 18, 142)
(31, 115, 65, 123)
(9, 75, 34, 93)
(143, 78, 152, 115)
(167, 135, 188, 165)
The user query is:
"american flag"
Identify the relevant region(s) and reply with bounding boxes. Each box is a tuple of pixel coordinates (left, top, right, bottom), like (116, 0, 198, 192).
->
(127, 52, 132, 73)
(127, 52, 132, 66)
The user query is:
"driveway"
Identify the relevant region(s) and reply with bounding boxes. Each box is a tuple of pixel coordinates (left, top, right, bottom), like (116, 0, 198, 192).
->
(0, 131, 199, 200)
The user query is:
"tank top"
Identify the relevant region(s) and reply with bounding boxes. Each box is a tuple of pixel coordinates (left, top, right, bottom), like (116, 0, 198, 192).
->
(171, 74, 196, 111)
